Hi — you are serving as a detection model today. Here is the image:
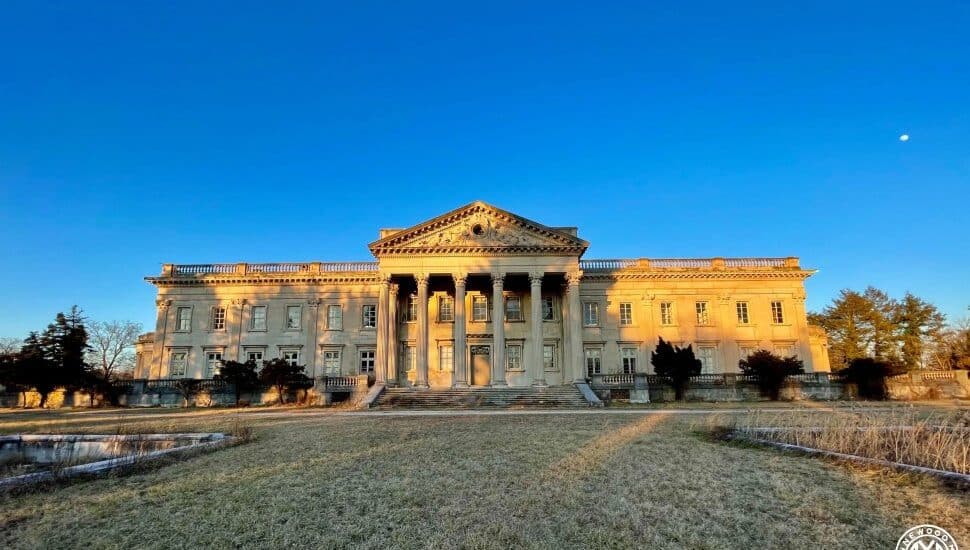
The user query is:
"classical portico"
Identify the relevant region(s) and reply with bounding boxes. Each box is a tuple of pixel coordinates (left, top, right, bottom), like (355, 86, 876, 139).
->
(369, 202, 591, 388)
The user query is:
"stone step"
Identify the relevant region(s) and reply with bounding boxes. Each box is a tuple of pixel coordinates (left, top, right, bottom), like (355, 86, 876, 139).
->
(375, 385, 591, 409)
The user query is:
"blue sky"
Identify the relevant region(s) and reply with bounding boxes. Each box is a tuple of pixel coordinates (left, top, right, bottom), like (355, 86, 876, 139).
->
(1, 1, 968, 338)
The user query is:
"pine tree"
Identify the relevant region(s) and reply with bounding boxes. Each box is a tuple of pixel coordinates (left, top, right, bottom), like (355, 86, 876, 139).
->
(651, 337, 702, 400)
(896, 293, 946, 370)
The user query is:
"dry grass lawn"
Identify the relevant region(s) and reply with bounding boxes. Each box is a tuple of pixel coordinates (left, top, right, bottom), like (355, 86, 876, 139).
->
(0, 406, 967, 549)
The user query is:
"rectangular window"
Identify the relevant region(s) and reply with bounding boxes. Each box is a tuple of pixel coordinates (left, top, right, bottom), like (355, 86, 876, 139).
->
(438, 296, 454, 322)
(245, 350, 264, 365)
(505, 296, 523, 322)
(583, 302, 599, 326)
(205, 350, 223, 377)
(739, 346, 758, 361)
(471, 295, 489, 322)
(541, 297, 555, 321)
(281, 349, 300, 366)
(506, 344, 522, 370)
(176, 307, 192, 332)
(286, 305, 302, 330)
(585, 348, 602, 376)
(169, 351, 188, 377)
(543, 344, 556, 371)
(362, 305, 377, 328)
(771, 301, 785, 324)
(698, 346, 716, 374)
(736, 301, 749, 325)
(324, 350, 341, 375)
(660, 302, 674, 326)
(250, 305, 267, 331)
(404, 346, 416, 372)
(210, 306, 226, 331)
(695, 301, 710, 325)
(439, 345, 454, 371)
(619, 303, 633, 325)
(774, 345, 795, 358)
(621, 347, 638, 374)
(404, 295, 418, 322)
(327, 305, 343, 330)
(359, 350, 375, 373)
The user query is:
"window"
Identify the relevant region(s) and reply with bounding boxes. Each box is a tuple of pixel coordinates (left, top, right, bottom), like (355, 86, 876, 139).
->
(739, 346, 758, 361)
(362, 305, 377, 328)
(585, 348, 602, 376)
(404, 295, 418, 322)
(542, 297, 555, 321)
(404, 346, 416, 372)
(736, 301, 749, 325)
(281, 349, 300, 366)
(621, 347, 638, 374)
(438, 296, 454, 322)
(286, 305, 302, 330)
(324, 350, 341, 375)
(210, 306, 226, 331)
(698, 347, 716, 374)
(176, 307, 192, 332)
(543, 344, 556, 371)
(695, 301, 710, 325)
(619, 303, 633, 326)
(250, 305, 267, 331)
(505, 296, 523, 322)
(471, 295, 489, 322)
(583, 302, 599, 326)
(774, 345, 795, 358)
(660, 302, 674, 325)
(169, 351, 188, 377)
(506, 344, 523, 371)
(439, 345, 453, 371)
(245, 349, 264, 365)
(359, 350, 375, 373)
(771, 301, 785, 324)
(205, 350, 223, 377)
(327, 305, 343, 330)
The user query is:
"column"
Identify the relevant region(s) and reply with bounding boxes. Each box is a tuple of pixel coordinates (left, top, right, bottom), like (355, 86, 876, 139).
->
(566, 271, 584, 382)
(491, 272, 507, 386)
(453, 273, 468, 387)
(150, 299, 171, 379)
(530, 271, 547, 386)
(375, 276, 390, 384)
(230, 298, 246, 362)
(415, 273, 430, 388)
(306, 299, 321, 378)
(388, 283, 399, 386)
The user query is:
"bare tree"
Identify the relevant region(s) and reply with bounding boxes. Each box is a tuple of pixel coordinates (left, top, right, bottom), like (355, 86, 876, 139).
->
(86, 320, 142, 384)
(0, 337, 21, 355)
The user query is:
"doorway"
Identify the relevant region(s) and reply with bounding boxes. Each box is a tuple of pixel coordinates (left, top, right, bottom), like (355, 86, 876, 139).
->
(470, 345, 491, 386)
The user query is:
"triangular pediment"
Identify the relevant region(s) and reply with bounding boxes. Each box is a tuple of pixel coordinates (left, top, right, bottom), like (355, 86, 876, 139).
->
(369, 201, 589, 256)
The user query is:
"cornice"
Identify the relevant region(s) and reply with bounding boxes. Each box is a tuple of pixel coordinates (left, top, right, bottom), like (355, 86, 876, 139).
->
(581, 270, 816, 281)
(146, 274, 380, 287)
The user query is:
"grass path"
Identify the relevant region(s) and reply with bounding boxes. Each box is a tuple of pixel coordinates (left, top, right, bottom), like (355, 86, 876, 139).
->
(0, 407, 967, 548)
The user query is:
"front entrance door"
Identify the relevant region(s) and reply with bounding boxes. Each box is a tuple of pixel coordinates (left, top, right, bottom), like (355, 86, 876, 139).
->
(470, 345, 491, 386)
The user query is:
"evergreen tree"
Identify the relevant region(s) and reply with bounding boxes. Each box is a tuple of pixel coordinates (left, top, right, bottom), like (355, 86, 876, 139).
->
(896, 293, 946, 370)
(739, 350, 804, 401)
(650, 337, 702, 400)
(812, 289, 874, 368)
(862, 286, 900, 362)
(258, 358, 309, 405)
(216, 360, 260, 406)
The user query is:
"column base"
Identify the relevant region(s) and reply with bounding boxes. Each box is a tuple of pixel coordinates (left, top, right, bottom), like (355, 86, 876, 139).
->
(490, 381, 508, 387)
(531, 380, 549, 388)
(415, 383, 430, 389)
(453, 382, 469, 388)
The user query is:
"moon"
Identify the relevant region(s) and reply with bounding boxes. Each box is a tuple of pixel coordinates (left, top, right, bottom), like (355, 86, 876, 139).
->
(899, 134, 910, 142)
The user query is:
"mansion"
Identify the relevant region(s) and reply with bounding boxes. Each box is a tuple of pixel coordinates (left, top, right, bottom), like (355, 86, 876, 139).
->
(134, 201, 830, 387)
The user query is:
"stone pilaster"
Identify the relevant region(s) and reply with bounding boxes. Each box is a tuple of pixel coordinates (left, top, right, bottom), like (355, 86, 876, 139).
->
(151, 299, 171, 379)
(415, 273, 430, 388)
(230, 298, 246, 362)
(566, 271, 584, 382)
(491, 272, 507, 386)
(530, 271, 546, 386)
(305, 298, 321, 378)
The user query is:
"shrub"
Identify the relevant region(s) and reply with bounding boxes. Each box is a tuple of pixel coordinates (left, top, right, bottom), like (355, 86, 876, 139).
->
(841, 357, 901, 400)
(215, 360, 260, 406)
(651, 337, 702, 400)
(739, 350, 804, 401)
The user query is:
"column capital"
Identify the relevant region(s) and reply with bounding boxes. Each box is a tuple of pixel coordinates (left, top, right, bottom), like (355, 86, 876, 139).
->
(232, 298, 247, 306)
(156, 299, 172, 309)
(490, 271, 505, 285)
(379, 273, 392, 286)
(529, 271, 544, 286)
(452, 272, 468, 287)
(307, 298, 322, 307)
(389, 282, 399, 295)
(415, 273, 430, 286)
(565, 270, 583, 287)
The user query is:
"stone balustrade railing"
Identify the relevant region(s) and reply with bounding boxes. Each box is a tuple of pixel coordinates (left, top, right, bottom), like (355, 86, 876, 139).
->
(588, 372, 844, 390)
(579, 257, 798, 272)
(164, 262, 379, 276)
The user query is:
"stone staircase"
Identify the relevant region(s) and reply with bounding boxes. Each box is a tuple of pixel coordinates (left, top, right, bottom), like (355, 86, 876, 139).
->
(373, 385, 592, 409)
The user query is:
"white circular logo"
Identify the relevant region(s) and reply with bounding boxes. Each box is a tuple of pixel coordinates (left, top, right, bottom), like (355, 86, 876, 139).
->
(897, 525, 959, 550)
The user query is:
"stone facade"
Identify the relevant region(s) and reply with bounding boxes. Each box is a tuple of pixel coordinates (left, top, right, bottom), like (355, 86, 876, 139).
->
(135, 201, 830, 386)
